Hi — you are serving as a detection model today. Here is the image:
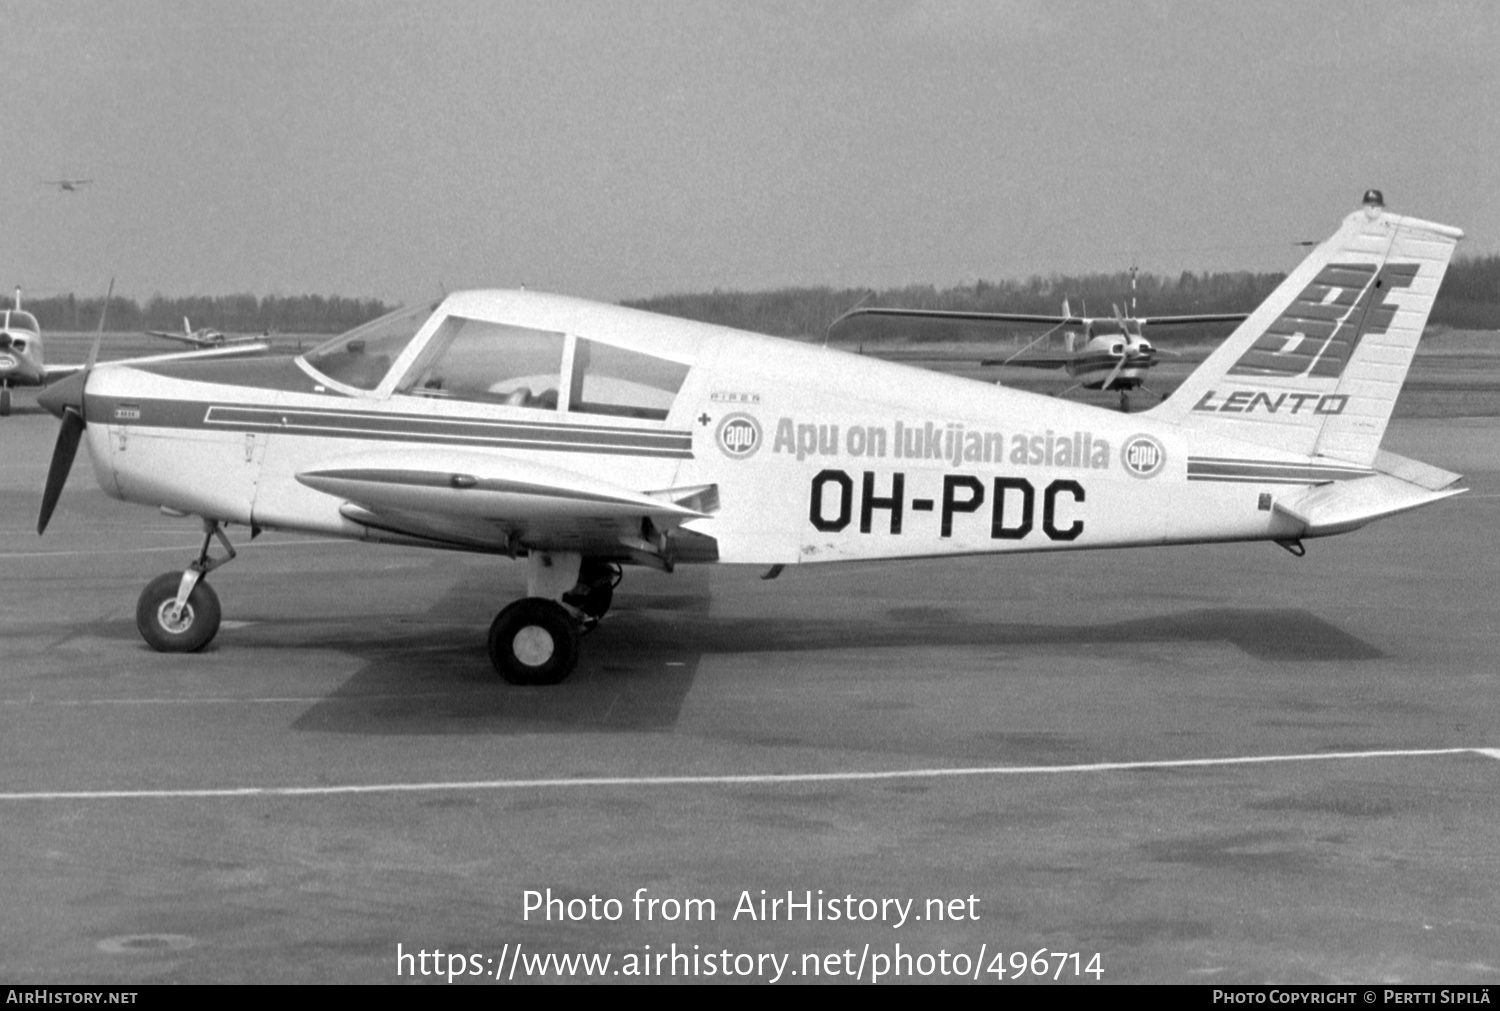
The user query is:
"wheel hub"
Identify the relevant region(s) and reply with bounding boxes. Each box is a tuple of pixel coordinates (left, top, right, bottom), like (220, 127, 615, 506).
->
(512, 625, 556, 667)
(156, 600, 194, 634)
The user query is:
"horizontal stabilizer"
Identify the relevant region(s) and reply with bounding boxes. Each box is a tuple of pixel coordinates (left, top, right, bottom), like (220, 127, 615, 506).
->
(1273, 472, 1464, 537)
(298, 448, 710, 523)
(1371, 449, 1462, 491)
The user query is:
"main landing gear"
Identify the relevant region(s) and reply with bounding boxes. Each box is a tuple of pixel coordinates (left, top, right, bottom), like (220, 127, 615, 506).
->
(487, 553, 620, 685)
(136, 519, 236, 653)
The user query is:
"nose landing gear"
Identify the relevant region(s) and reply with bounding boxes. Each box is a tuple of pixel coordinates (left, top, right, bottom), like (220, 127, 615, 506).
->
(136, 519, 236, 653)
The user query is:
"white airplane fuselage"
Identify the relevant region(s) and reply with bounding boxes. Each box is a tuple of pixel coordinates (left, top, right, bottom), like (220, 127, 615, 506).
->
(78, 308, 1358, 568)
(37, 196, 1468, 684)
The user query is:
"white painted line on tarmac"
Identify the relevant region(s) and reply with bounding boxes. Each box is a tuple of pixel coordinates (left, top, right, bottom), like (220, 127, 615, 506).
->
(0, 538, 355, 559)
(0, 746, 1492, 802)
(0, 690, 490, 708)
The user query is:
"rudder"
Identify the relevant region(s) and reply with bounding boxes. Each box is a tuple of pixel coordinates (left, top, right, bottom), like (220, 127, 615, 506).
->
(1151, 192, 1462, 466)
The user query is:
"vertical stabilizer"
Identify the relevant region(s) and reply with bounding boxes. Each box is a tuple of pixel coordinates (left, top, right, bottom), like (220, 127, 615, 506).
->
(1150, 193, 1462, 465)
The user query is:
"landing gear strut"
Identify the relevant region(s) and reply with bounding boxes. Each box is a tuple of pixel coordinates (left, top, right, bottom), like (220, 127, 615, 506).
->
(487, 553, 621, 685)
(136, 519, 235, 653)
(0, 384, 11, 418)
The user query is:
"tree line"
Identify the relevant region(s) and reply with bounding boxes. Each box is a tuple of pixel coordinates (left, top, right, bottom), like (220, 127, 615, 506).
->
(624, 255, 1500, 339)
(16, 253, 1500, 338)
(18, 292, 395, 335)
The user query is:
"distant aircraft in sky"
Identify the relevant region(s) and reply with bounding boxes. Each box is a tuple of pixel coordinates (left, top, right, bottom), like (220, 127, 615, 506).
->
(41, 179, 92, 192)
(146, 318, 259, 349)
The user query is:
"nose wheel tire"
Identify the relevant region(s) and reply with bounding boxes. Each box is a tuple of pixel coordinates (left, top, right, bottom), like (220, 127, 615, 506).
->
(136, 572, 222, 653)
(488, 598, 580, 685)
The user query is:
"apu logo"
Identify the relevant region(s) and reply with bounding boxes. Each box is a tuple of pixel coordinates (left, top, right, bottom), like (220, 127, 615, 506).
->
(1121, 434, 1166, 479)
(715, 412, 762, 459)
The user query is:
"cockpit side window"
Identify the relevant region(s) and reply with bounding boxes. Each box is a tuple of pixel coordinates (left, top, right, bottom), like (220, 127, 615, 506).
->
(397, 316, 566, 410)
(302, 302, 436, 391)
(568, 339, 689, 420)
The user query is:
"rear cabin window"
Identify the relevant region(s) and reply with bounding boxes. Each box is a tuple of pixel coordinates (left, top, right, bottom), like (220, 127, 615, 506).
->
(568, 338, 689, 420)
(399, 317, 566, 410)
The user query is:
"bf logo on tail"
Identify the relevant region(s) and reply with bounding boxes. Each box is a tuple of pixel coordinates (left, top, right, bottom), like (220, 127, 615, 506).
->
(1227, 262, 1419, 380)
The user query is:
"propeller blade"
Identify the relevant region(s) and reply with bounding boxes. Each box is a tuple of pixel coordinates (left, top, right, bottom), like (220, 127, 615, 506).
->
(1100, 350, 1129, 392)
(38, 408, 85, 535)
(36, 361, 92, 535)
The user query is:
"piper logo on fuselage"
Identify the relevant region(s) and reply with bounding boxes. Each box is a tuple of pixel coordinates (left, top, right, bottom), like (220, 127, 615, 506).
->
(1121, 434, 1166, 479)
(715, 412, 763, 459)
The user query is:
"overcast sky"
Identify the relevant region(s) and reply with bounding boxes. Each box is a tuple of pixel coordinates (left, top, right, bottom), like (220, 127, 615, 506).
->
(3, 0, 1496, 305)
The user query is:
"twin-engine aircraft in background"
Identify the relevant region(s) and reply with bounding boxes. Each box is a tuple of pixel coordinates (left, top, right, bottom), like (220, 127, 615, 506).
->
(831, 302, 1247, 411)
(36, 191, 1466, 686)
(146, 318, 260, 349)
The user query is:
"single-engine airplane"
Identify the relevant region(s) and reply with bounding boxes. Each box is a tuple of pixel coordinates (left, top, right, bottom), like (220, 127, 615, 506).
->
(1, 283, 269, 417)
(0, 291, 52, 417)
(831, 302, 1247, 411)
(41, 179, 92, 192)
(146, 317, 260, 349)
(35, 191, 1467, 686)
(0, 283, 114, 417)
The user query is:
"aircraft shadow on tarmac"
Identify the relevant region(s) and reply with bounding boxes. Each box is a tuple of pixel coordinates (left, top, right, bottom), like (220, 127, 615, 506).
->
(263, 600, 1382, 737)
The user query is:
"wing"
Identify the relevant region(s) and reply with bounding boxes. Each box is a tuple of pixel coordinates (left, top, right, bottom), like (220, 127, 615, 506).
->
(831, 307, 1084, 329)
(297, 448, 721, 564)
(45, 342, 271, 383)
(1137, 313, 1248, 327)
(979, 355, 1073, 369)
(42, 363, 86, 382)
(146, 331, 210, 347)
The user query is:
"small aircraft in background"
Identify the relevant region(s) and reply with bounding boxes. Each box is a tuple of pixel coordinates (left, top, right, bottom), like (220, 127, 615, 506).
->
(33, 191, 1467, 687)
(830, 301, 1247, 412)
(41, 179, 92, 192)
(0, 284, 268, 417)
(146, 318, 260, 349)
(0, 290, 53, 417)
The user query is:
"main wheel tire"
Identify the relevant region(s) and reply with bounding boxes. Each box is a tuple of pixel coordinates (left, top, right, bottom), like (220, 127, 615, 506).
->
(488, 598, 580, 685)
(136, 572, 222, 653)
(0, 387, 11, 418)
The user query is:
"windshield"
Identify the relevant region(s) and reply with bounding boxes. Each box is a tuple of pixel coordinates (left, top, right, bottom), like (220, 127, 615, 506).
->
(301, 301, 438, 391)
